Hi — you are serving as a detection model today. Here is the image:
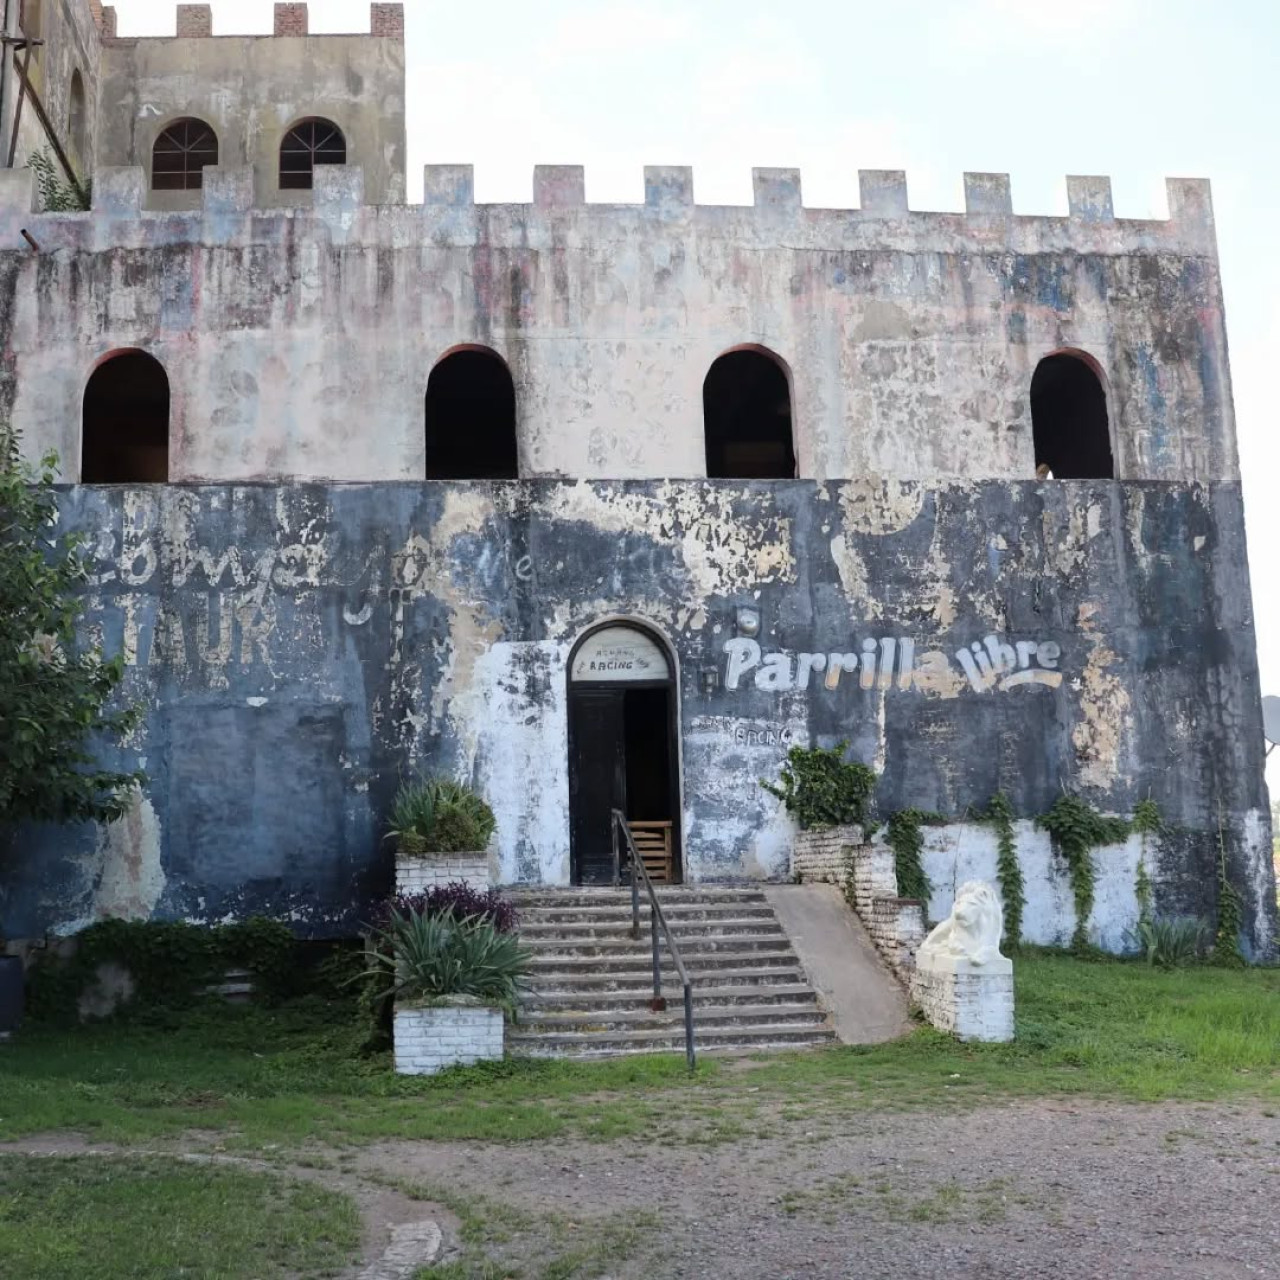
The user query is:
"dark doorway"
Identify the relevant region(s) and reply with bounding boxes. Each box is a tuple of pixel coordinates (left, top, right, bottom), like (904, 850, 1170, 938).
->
(567, 627, 681, 886)
(425, 348, 519, 479)
(703, 348, 796, 478)
(82, 351, 170, 483)
(1031, 352, 1114, 479)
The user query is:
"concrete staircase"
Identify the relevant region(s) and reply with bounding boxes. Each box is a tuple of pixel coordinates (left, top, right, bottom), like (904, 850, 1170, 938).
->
(506, 886, 839, 1059)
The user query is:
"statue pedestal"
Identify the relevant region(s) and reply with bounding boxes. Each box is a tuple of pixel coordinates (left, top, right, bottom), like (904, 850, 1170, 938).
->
(910, 952, 1014, 1043)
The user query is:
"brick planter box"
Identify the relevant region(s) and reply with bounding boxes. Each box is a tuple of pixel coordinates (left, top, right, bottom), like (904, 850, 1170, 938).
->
(792, 826, 859, 884)
(393, 998, 505, 1075)
(395, 851, 491, 895)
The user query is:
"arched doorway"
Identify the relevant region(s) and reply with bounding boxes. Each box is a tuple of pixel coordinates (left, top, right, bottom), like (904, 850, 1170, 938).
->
(567, 623, 682, 886)
(1031, 349, 1113, 479)
(703, 346, 796, 478)
(82, 350, 170, 483)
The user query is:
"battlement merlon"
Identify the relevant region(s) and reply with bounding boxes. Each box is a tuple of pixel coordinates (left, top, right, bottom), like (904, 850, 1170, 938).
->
(97, 2, 403, 40)
(0, 165, 1219, 259)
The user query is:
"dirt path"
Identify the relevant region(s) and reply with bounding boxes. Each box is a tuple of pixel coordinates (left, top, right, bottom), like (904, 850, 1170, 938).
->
(7, 1100, 1279, 1277)
(352, 1099, 1280, 1278)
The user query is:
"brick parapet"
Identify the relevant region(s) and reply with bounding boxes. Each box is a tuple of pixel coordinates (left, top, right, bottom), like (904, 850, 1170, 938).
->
(395, 854, 492, 895)
(176, 4, 212, 36)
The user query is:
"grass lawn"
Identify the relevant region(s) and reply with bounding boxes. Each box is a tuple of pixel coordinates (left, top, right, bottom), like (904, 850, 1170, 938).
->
(2, 953, 1279, 1153)
(0, 1154, 362, 1280)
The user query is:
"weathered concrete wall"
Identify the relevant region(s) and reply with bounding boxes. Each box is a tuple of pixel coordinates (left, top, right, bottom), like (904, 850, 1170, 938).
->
(1, 0, 103, 180)
(0, 168, 1235, 485)
(1, 479, 1272, 959)
(95, 6, 405, 210)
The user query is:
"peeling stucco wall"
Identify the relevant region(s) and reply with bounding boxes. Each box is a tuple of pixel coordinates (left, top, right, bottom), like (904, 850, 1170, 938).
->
(1, 478, 1272, 959)
(0, 168, 1236, 488)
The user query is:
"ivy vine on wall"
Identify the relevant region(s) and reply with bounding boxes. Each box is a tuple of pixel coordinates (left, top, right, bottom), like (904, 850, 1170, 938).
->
(885, 809, 946, 904)
(1036, 794, 1132, 951)
(1131, 797, 1162, 930)
(1210, 820, 1245, 968)
(984, 792, 1025, 949)
(761, 742, 876, 834)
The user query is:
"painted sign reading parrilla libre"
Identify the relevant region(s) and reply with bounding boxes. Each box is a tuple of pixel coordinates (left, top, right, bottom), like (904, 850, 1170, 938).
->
(722, 635, 1064, 695)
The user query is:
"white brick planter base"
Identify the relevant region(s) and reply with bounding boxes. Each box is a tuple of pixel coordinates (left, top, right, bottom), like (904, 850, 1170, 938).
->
(910, 956, 1014, 1043)
(396, 853, 491, 895)
(393, 1001, 505, 1075)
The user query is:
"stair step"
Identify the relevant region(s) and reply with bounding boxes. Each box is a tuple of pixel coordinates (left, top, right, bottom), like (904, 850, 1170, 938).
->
(526, 951, 801, 975)
(516, 903, 777, 925)
(516, 1004, 829, 1034)
(520, 934, 796, 958)
(507, 889, 768, 909)
(522, 972, 803, 993)
(508, 1023, 838, 1058)
(518, 918, 784, 940)
(523, 981, 816, 1005)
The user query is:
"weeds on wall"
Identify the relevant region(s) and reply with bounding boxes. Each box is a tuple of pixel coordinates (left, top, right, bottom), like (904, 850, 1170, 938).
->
(1210, 820, 1246, 968)
(28, 917, 299, 1021)
(762, 742, 876, 833)
(1131, 797, 1161, 930)
(1036, 794, 1132, 952)
(885, 809, 946, 904)
(26, 148, 91, 212)
(984, 793, 1025, 949)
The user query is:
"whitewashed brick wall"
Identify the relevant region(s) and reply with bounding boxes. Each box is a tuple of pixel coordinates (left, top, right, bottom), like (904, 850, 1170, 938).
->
(844, 840, 925, 980)
(910, 964, 1015, 1042)
(396, 854, 491, 895)
(792, 827, 856, 884)
(393, 1002, 504, 1075)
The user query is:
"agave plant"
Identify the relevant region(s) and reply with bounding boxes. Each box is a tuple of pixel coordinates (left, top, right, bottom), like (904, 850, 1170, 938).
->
(1134, 916, 1209, 969)
(386, 776, 497, 854)
(365, 908, 530, 1012)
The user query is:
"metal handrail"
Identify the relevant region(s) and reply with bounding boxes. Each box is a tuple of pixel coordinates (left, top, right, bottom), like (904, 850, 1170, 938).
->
(611, 808, 696, 1070)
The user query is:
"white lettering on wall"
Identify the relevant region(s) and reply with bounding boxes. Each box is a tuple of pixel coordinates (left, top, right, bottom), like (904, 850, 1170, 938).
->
(723, 634, 1065, 696)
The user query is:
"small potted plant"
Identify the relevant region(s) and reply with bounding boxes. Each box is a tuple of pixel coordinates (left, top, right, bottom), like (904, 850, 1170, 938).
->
(364, 897, 531, 1075)
(387, 776, 497, 895)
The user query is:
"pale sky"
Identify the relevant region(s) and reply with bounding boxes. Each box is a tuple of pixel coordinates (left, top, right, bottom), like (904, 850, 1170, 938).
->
(113, 0, 1280, 785)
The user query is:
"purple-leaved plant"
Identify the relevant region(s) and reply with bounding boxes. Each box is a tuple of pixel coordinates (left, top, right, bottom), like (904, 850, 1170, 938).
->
(381, 882, 520, 933)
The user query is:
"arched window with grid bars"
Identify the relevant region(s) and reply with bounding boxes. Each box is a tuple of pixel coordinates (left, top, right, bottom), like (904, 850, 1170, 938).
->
(151, 118, 219, 191)
(279, 118, 346, 190)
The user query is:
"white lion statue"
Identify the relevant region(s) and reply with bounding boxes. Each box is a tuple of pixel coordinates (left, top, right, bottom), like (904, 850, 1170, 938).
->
(916, 881, 1007, 969)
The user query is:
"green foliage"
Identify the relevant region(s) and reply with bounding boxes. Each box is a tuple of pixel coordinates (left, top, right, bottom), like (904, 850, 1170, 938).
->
(363, 908, 531, 1011)
(1132, 797, 1160, 930)
(0, 426, 145, 936)
(1210, 823, 1245, 968)
(25, 147, 91, 212)
(984, 792, 1025, 949)
(1131, 797, 1163, 835)
(1036, 794, 1131, 952)
(885, 809, 945, 904)
(1134, 860, 1154, 928)
(27, 916, 299, 1020)
(387, 776, 497, 854)
(1134, 916, 1209, 969)
(761, 742, 876, 832)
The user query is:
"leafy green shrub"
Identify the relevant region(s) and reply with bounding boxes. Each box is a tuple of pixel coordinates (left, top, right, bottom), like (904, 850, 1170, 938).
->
(26, 917, 299, 1021)
(363, 909, 530, 1012)
(387, 777, 497, 854)
(761, 742, 876, 832)
(1134, 916, 1209, 969)
(26, 148, 91, 212)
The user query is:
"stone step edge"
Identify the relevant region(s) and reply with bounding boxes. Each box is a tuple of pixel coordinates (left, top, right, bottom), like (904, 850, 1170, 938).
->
(508, 1024, 837, 1046)
(515, 1006, 829, 1030)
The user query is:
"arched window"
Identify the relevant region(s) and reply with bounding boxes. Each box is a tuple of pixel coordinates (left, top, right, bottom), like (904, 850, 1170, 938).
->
(67, 70, 86, 161)
(279, 118, 346, 190)
(703, 347, 796, 479)
(425, 347, 519, 479)
(152, 118, 219, 191)
(1031, 351, 1114, 480)
(82, 351, 170, 483)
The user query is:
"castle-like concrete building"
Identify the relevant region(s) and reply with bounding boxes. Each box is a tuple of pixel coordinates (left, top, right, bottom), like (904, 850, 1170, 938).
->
(1, 2, 1273, 957)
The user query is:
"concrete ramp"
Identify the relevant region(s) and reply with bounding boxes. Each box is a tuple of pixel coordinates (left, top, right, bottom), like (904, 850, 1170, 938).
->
(764, 883, 912, 1044)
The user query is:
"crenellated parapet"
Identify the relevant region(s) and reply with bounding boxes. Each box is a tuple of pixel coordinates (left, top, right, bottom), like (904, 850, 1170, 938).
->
(99, 2, 402, 40)
(0, 163, 1218, 258)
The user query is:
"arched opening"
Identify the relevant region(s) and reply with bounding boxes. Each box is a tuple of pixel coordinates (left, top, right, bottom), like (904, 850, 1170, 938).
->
(567, 623, 682, 885)
(82, 351, 170, 483)
(703, 347, 796, 479)
(152, 118, 219, 191)
(279, 117, 346, 190)
(425, 347, 519, 479)
(1031, 351, 1114, 480)
(67, 71, 86, 162)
